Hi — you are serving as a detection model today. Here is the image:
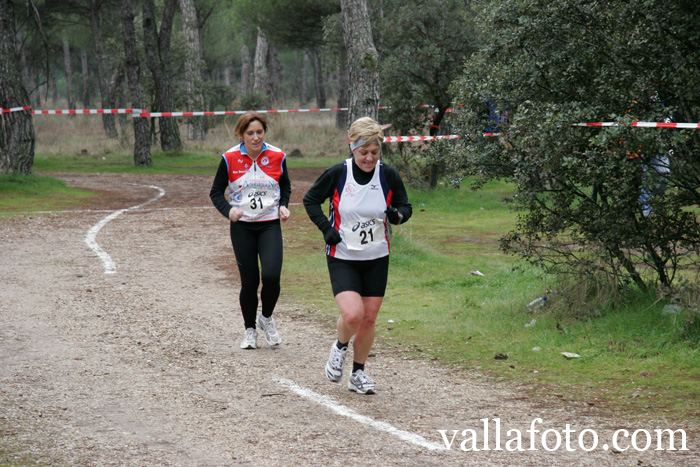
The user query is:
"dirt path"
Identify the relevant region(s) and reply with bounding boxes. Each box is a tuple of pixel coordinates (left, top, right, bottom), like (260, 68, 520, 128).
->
(0, 172, 697, 466)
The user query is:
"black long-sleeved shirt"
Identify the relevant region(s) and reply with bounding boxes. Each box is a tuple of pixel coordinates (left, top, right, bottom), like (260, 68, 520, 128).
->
(303, 158, 412, 236)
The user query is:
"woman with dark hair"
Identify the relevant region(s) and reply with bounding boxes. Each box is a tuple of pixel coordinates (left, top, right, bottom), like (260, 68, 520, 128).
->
(210, 111, 291, 349)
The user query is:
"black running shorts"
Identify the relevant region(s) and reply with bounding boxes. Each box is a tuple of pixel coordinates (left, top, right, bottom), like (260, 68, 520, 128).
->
(326, 255, 390, 297)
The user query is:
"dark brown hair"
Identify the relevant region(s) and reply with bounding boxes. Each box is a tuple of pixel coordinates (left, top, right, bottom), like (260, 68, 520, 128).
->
(234, 111, 268, 139)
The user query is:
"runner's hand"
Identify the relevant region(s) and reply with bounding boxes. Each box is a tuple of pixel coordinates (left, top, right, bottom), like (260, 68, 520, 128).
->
(228, 208, 244, 222)
(385, 207, 403, 225)
(323, 228, 342, 245)
(279, 206, 291, 222)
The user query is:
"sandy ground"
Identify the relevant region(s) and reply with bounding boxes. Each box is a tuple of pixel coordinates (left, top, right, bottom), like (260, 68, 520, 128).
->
(0, 171, 698, 466)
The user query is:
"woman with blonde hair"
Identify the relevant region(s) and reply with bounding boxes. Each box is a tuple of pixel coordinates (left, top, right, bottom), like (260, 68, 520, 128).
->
(210, 111, 291, 349)
(303, 116, 412, 394)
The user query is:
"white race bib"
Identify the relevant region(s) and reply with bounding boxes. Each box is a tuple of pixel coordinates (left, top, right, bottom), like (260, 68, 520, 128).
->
(342, 218, 386, 251)
(240, 186, 276, 215)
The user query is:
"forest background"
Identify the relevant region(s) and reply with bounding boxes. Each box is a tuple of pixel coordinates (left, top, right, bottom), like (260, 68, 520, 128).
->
(1, 0, 700, 426)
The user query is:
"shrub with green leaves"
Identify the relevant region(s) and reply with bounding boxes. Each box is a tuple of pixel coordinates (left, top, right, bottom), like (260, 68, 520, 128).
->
(450, 0, 700, 290)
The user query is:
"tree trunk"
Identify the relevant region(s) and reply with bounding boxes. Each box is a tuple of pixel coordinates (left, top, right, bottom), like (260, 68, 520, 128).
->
(62, 35, 75, 111)
(340, 0, 380, 126)
(50, 72, 57, 103)
(0, 0, 35, 175)
(230, 66, 237, 92)
(109, 67, 125, 113)
(120, 0, 152, 167)
(142, 0, 182, 152)
(253, 27, 269, 104)
(223, 67, 234, 89)
(195, 5, 209, 137)
(310, 47, 326, 108)
(35, 68, 44, 107)
(336, 51, 348, 129)
(240, 43, 251, 96)
(88, 0, 117, 138)
(267, 42, 282, 105)
(297, 50, 309, 106)
(81, 47, 90, 108)
(426, 107, 447, 188)
(611, 247, 647, 291)
(303, 51, 311, 106)
(179, 0, 206, 140)
(18, 31, 35, 105)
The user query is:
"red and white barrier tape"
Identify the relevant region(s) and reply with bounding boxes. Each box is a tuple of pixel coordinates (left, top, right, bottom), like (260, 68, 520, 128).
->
(383, 135, 463, 142)
(137, 108, 347, 117)
(135, 106, 446, 116)
(384, 120, 700, 142)
(1, 106, 32, 113)
(383, 132, 507, 142)
(25, 104, 451, 117)
(572, 121, 700, 129)
(32, 108, 144, 115)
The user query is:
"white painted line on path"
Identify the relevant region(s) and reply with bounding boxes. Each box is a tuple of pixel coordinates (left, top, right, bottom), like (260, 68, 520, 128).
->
(84, 184, 165, 275)
(274, 377, 448, 452)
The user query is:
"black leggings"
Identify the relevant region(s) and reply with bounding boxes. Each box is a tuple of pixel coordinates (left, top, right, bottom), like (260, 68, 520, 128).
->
(229, 219, 283, 329)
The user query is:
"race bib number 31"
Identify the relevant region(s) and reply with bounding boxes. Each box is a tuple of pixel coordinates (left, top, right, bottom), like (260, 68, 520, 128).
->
(241, 187, 275, 214)
(343, 218, 386, 251)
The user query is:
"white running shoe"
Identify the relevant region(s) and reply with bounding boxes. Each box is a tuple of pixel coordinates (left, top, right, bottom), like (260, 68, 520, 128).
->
(325, 341, 348, 382)
(257, 314, 282, 346)
(348, 369, 376, 394)
(240, 328, 258, 349)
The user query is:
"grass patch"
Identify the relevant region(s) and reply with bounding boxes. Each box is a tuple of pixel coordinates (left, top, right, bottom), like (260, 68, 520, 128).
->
(33, 150, 221, 175)
(0, 174, 94, 218)
(33, 150, 342, 175)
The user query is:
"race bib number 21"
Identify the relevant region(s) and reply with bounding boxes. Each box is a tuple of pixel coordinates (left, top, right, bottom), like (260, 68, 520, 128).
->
(343, 218, 386, 251)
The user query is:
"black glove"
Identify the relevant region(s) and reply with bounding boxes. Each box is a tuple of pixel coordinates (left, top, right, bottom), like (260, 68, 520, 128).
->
(323, 228, 342, 245)
(385, 207, 403, 225)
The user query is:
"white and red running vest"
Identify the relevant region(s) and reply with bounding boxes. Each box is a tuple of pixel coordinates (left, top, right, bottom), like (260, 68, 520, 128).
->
(328, 158, 393, 260)
(223, 142, 286, 222)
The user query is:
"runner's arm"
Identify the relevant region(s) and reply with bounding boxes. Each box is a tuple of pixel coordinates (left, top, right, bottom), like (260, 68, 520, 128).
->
(303, 164, 342, 234)
(385, 165, 413, 223)
(209, 157, 232, 219)
(278, 159, 291, 208)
